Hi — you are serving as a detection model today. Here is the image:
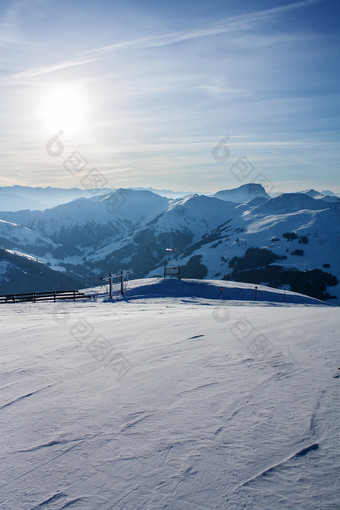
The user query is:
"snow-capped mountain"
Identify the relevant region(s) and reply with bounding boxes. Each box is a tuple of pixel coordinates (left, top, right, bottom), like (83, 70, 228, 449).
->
(214, 183, 270, 203)
(0, 189, 169, 250)
(0, 185, 191, 211)
(0, 184, 339, 302)
(321, 189, 340, 198)
(300, 189, 340, 203)
(0, 185, 112, 211)
(152, 194, 237, 239)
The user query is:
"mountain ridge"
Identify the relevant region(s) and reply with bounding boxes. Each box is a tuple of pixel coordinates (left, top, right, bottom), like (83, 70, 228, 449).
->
(0, 184, 339, 302)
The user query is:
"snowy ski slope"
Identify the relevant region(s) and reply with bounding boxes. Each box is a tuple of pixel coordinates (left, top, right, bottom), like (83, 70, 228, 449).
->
(0, 279, 339, 509)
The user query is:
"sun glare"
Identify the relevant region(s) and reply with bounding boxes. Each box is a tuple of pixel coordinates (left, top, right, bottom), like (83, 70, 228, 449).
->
(44, 87, 84, 133)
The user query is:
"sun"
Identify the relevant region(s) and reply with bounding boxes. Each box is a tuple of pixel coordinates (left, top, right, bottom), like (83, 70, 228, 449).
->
(44, 87, 84, 133)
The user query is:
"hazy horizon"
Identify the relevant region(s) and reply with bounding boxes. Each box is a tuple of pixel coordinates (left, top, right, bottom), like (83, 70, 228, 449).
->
(0, 182, 339, 197)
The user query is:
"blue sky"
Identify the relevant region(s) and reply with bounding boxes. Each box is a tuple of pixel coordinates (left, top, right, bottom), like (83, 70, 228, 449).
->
(0, 0, 339, 194)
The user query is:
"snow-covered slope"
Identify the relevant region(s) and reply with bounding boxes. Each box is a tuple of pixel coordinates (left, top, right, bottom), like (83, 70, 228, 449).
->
(0, 248, 81, 293)
(83, 194, 239, 281)
(153, 194, 236, 238)
(0, 219, 59, 259)
(0, 281, 338, 509)
(252, 193, 331, 215)
(166, 203, 340, 302)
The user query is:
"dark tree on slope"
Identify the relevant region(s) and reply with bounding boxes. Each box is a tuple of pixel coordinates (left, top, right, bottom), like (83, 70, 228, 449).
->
(224, 256, 338, 301)
(181, 255, 208, 279)
(229, 247, 287, 271)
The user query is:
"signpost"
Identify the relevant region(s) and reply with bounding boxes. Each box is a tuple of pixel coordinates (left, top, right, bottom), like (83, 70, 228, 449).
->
(100, 271, 133, 297)
(100, 273, 115, 298)
(164, 248, 179, 279)
(165, 248, 174, 269)
(164, 266, 180, 278)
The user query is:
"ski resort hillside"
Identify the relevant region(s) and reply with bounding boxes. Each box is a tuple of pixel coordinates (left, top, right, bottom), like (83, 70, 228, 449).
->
(0, 279, 338, 509)
(0, 184, 339, 303)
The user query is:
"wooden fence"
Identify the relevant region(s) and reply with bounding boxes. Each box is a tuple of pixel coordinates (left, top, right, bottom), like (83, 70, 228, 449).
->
(0, 289, 92, 304)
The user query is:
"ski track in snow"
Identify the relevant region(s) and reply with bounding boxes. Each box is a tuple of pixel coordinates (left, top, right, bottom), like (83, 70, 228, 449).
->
(13, 436, 93, 454)
(230, 440, 320, 493)
(0, 290, 339, 510)
(0, 384, 55, 411)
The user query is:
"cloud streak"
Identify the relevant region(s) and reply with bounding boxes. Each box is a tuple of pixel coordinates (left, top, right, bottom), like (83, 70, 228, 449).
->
(0, 0, 326, 86)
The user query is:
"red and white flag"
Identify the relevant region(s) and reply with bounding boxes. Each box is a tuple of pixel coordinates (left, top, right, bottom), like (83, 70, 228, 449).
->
(166, 248, 174, 251)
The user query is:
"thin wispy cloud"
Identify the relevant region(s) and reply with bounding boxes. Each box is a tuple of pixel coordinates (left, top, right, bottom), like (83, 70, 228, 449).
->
(84, 0, 327, 53)
(0, 0, 326, 86)
(0, 56, 100, 86)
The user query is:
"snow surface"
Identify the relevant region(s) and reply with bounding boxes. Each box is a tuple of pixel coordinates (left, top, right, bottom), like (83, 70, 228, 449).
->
(0, 279, 339, 509)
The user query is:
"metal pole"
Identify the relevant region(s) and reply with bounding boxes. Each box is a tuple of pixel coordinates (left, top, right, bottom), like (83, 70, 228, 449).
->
(109, 274, 112, 299)
(121, 271, 124, 295)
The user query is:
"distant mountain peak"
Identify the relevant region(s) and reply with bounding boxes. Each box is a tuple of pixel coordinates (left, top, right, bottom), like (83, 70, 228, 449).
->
(322, 189, 339, 198)
(214, 183, 269, 204)
(301, 189, 323, 199)
(300, 188, 340, 203)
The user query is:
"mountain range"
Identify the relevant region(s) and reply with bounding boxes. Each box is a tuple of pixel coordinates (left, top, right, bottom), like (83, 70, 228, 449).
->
(0, 185, 192, 211)
(0, 183, 339, 302)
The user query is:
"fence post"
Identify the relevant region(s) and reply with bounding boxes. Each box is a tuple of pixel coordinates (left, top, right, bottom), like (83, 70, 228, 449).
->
(109, 274, 112, 299)
(73, 290, 76, 302)
(12, 294, 15, 303)
(33, 292, 36, 303)
(254, 285, 258, 301)
(121, 271, 124, 295)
